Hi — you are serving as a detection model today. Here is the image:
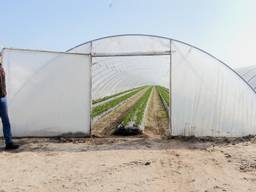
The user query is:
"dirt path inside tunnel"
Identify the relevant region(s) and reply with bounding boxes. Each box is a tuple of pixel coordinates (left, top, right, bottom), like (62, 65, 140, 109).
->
(92, 87, 149, 137)
(144, 87, 169, 138)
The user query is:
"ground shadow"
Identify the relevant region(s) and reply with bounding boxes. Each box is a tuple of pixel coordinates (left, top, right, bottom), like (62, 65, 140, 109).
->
(1, 135, 254, 153)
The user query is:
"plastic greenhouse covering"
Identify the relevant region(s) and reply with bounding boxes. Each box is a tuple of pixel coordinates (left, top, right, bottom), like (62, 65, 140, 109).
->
(171, 41, 256, 136)
(69, 35, 171, 99)
(1, 35, 256, 137)
(1, 49, 91, 137)
(70, 35, 256, 137)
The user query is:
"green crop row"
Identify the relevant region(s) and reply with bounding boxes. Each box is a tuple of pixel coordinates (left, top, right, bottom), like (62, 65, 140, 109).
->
(156, 86, 170, 106)
(91, 87, 146, 117)
(121, 86, 153, 127)
(92, 86, 146, 104)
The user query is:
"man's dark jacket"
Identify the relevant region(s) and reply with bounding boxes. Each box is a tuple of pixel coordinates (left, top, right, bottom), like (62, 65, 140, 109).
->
(0, 66, 7, 98)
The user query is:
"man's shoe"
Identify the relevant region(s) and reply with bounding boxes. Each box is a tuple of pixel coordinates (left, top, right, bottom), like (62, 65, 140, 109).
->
(5, 143, 20, 150)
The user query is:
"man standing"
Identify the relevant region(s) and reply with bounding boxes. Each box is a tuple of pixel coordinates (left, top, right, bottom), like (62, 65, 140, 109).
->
(0, 55, 19, 150)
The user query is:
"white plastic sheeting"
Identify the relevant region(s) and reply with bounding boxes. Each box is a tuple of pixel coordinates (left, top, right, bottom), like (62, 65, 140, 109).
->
(236, 65, 256, 90)
(172, 41, 256, 137)
(2, 49, 91, 136)
(70, 35, 170, 55)
(70, 35, 171, 100)
(91, 56, 170, 99)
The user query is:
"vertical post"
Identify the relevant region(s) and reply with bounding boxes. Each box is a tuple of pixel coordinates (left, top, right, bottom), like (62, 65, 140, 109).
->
(169, 39, 172, 136)
(89, 42, 93, 137)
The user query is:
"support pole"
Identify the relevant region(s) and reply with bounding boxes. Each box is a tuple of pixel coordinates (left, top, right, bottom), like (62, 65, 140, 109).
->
(169, 40, 172, 136)
(89, 42, 93, 136)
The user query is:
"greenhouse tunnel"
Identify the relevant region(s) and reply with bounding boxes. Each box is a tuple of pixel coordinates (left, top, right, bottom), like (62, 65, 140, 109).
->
(1, 34, 256, 137)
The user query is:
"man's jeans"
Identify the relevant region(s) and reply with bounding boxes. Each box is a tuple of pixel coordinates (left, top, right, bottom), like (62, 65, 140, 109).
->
(0, 97, 12, 144)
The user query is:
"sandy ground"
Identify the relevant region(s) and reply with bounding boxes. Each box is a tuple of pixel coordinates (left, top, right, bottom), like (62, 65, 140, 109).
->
(0, 137, 256, 192)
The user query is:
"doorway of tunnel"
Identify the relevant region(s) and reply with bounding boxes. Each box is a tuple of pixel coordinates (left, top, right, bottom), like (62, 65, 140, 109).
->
(90, 54, 171, 138)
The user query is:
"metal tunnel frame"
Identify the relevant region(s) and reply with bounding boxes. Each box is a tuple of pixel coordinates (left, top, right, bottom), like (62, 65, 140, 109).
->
(67, 34, 256, 136)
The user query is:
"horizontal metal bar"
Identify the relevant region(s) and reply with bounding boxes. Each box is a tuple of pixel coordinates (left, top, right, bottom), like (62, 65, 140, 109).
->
(2, 47, 90, 56)
(91, 51, 171, 57)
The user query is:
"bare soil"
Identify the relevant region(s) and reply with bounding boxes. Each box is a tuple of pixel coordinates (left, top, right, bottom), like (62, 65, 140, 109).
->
(0, 137, 256, 192)
(144, 87, 169, 138)
(92, 88, 148, 137)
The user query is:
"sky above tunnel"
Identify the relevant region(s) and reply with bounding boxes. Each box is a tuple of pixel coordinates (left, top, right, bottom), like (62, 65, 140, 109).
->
(0, 0, 255, 68)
